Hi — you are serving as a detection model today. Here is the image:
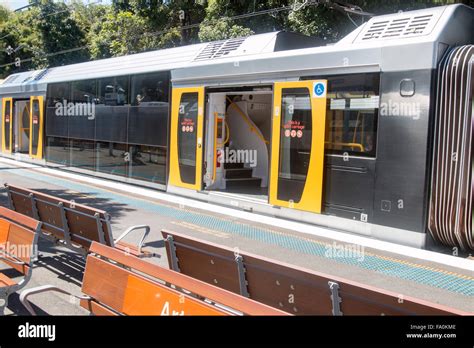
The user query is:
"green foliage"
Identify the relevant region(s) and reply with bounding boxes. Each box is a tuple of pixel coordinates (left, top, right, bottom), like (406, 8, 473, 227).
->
(36, 0, 89, 66)
(0, 0, 471, 78)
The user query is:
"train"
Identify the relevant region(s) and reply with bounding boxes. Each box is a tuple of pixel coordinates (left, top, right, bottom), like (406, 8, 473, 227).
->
(0, 4, 472, 251)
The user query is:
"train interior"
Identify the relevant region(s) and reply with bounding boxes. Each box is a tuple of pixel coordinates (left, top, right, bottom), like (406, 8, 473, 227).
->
(204, 90, 273, 201)
(13, 100, 30, 154)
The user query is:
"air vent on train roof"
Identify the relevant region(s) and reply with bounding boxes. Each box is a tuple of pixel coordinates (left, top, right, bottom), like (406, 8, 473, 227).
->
(356, 12, 437, 42)
(194, 37, 246, 61)
(3, 75, 19, 84)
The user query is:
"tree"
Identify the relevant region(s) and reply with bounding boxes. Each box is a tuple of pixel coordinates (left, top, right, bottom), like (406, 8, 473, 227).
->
(89, 9, 156, 58)
(36, 0, 89, 66)
(0, 4, 10, 25)
(0, 6, 45, 76)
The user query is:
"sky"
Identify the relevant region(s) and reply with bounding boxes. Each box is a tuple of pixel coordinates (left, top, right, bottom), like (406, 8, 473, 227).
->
(1, 0, 111, 11)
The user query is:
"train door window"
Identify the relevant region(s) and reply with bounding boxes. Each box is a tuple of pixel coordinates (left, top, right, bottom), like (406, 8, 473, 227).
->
(177, 93, 199, 185)
(319, 73, 379, 157)
(277, 88, 312, 202)
(3, 99, 11, 152)
(30, 98, 41, 157)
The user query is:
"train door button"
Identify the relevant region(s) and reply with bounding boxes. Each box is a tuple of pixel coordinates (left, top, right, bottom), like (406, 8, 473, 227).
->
(400, 79, 415, 97)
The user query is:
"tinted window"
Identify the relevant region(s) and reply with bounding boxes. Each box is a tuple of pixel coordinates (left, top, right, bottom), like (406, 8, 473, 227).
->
(3, 100, 11, 151)
(46, 137, 70, 165)
(72, 79, 97, 103)
(96, 142, 128, 177)
(131, 72, 169, 105)
(47, 83, 70, 106)
(46, 83, 70, 137)
(129, 145, 167, 184)
(177, 93, 198, 185)
(277, 88, 312, 203)
(31, 99, 40, 156)
(98, 76, 129, 106)
(70, 139, 96, 170)
(129, 72, 169, 146)
(323, 74, 379, 157)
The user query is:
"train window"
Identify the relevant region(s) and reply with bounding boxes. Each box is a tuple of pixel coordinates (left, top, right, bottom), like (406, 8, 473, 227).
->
(71, 79, 97, 103)
(96, 142, 129, 177)
(31, 99, 40, 156)
(129, 72, 170, 146)
(129, 145, 167, 184)
(47, 82, 70, 107)
(277, 88, 312, 203)
(70, 139, 96, 170)
(98, 76, 129, 106)
(131, 72, 169, 105)
(323, 73, 379, 157)
(46, 137, 70, 165)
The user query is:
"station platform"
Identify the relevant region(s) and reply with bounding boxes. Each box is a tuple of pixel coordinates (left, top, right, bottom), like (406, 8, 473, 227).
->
(0, 157, 472, 315)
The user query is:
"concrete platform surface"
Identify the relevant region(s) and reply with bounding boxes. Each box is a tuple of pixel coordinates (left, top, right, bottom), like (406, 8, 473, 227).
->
(0, 158, 472, 315)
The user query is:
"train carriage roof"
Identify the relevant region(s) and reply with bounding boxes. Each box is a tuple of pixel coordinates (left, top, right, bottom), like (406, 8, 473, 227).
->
(0, 4, 472, 95)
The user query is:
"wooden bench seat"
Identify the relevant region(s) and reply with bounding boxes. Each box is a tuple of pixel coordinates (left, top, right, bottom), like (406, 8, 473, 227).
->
(5, 184, 152, 257)
(161, 230, 471, 316)
(20, 242, 289, 316)
(0, 206, 41, 315)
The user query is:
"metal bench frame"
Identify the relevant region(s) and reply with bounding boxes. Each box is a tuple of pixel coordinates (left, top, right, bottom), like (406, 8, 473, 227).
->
(5, 184, 153, 257)
(162, 230, 470, 316)
(20, 242, 289, 316)
(0, 207, 41, 315)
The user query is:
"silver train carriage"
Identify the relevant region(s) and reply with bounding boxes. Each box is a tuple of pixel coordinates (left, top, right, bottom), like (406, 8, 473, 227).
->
(0, 4, 472, 250)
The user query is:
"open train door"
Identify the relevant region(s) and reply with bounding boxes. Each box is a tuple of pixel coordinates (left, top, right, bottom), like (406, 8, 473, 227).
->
(1, 97, 13, 153)
(169, 87, 205, 190)
(29, 96, 44, 159)
(269, 80, 327, 213)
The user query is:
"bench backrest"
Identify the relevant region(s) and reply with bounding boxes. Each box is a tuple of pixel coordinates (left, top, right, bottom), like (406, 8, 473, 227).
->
(0, 206, 40, 275)
(161, 230, 470, 316)
(5, 184, 114, 251)
(82, 242, 288, 316)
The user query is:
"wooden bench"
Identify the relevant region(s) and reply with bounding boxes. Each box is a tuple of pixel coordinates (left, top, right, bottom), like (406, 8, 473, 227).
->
(20, 241, 289, 316)
(0, 206, 41, 315)
(5, 184, 152, 257)
(161, 230, 470, 316)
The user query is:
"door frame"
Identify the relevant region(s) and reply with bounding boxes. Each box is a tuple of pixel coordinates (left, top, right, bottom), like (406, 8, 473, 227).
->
(169, 86, 205, 190)
(269, 80, 328, 214)
(2, 97, 13, 153)
(29, 96, 44, 159)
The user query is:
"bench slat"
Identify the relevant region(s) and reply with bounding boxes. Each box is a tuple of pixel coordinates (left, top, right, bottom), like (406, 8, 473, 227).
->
(89, 242, 288, 316)
(0, 206, 40, 231)
(82, 255, 229, 315)
(6, 184, 114, 250)
(161, 230, 470, 316)
(0, 272, 16, 287)
(79, 299, 119, 316)
(0, 219, 10, 244)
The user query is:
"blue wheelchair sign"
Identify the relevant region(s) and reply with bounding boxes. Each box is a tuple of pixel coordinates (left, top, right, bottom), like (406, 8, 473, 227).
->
(313, 82, 326, 97)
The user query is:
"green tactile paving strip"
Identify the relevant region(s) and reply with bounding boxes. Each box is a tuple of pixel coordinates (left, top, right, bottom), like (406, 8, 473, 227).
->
(4, 166, 474, 297)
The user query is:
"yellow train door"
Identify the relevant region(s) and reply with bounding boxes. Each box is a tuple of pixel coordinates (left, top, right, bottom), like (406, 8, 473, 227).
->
(169, 87, 205, 190)
(29, 96, 44, 159)
(269, 80, 328, 214)
(2, 97, 13, 153)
